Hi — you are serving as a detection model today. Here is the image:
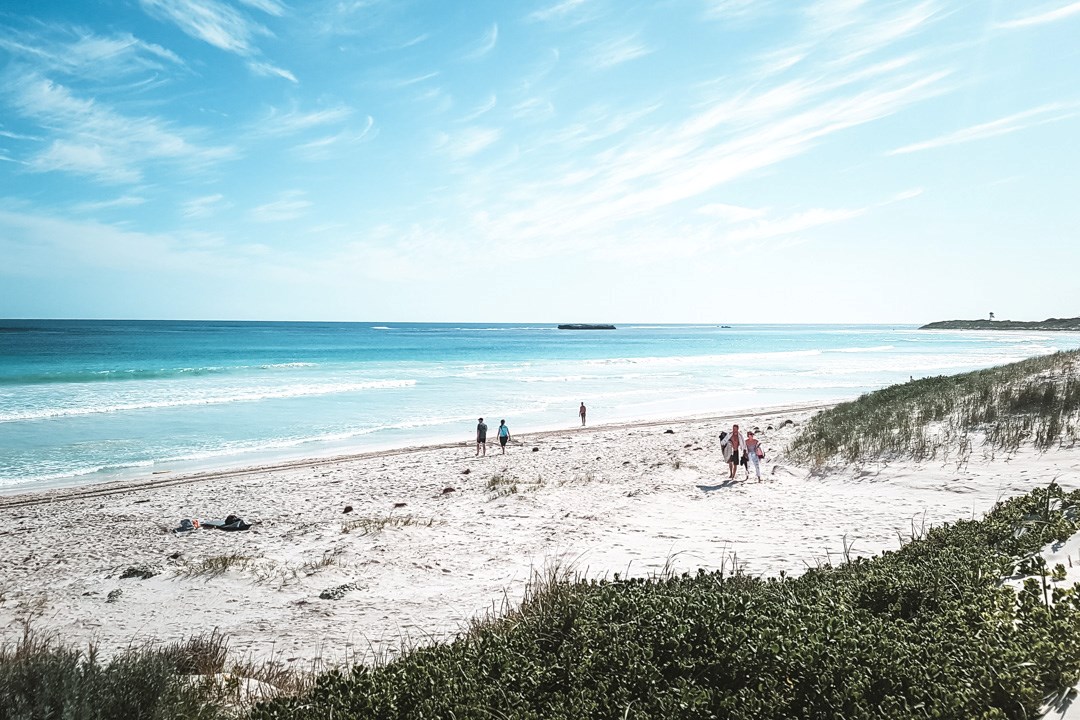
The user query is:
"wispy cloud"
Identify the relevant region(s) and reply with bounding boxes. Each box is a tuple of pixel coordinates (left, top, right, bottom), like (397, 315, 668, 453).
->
(292, 116, 376, 160)
(888, 103, 1080, 155)
(71, 195, 147, 213)
(592, 35, 652, 69)
(257, 105, 354, 136)
(704, 0, 776, 22)
(434, 126, 501, 160)
(464, 23, 498, 60)
(528, 0, 591, 23)
(236, 0, 288, 16)
(512, 97, 555, 120)
(394, 71, 440, 87)
(182, 193, 228, 219)
(727, 207, 865, 243)
(0, 25, 185, 80)
(697, 203, 766, 223)
(138, 0, 294, 80)
(6, 73, 234, 184)
(0, 128, 43, 141)
(996, 1, 1080, 29)
(247, 61, 298, 83)
(458, 95, 497, 122)
(250, 190, 311, 222)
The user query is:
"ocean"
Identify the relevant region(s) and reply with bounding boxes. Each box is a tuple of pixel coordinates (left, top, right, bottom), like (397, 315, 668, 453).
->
(2, 320, 1079, 492)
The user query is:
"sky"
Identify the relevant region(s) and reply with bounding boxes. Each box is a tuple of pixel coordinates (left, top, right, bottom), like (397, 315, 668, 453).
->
(1, 0, 1078, 323)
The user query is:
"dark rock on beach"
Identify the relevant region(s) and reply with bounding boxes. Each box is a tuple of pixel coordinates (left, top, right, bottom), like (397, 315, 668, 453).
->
(343, 505, 353, 514)
(319, 583, 358, 601)
(120, 566, 157, 580)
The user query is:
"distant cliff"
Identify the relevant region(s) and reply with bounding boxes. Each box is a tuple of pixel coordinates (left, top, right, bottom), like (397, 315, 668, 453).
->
(920, 317, 1080, 331)
(557, 324, 616, 330)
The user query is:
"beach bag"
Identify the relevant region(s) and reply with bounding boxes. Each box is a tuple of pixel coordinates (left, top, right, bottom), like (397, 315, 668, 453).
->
(756, 446, 765, 459)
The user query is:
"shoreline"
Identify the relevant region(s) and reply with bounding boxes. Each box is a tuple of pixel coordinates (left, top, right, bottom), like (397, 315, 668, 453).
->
(0, 400, 837, 506)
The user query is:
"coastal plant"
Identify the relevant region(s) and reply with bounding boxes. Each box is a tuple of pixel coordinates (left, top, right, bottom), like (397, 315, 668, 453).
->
(249, 484, 1080, 720)
(787, 349, 1080, 467)
(0, 627, 230, 720)
(179, 553, 258, 578)
(341, 515, 429, 535)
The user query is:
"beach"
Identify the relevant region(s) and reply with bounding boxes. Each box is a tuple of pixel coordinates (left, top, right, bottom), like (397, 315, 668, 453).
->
(3, 402, 1078, 671)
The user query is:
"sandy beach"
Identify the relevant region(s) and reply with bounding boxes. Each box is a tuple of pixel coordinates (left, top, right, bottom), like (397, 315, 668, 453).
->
(2, 402, 1078, 672)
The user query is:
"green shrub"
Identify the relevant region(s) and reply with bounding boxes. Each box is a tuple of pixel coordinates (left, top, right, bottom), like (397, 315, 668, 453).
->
(250, 484, 1080, 720)
(788, 349, 1080, 466)
(0, 631, 230, 720)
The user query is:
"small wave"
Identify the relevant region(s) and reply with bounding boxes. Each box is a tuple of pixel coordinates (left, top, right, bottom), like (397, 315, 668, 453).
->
(1, 460, 156, 488)
(371, 326, 392, 330)
(2, 361, 320, 386)
(831, 345, 896, 353)
(0, 379, 417, 423)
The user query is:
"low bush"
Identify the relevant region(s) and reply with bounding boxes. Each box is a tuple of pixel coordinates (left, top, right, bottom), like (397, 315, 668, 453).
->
(0, 631, 230, 720)
(788, 349, 1080, 466)
(250, 484, 1080, 720)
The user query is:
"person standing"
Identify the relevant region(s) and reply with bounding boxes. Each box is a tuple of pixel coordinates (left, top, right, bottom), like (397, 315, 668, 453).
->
(728, 424, 742, 480)
(497, 419, 511, 454)
(744, 431, 763, 481)
(719, 431, 732, 477)
(476, 417, 488, 457)
(579, 402, 587, 427)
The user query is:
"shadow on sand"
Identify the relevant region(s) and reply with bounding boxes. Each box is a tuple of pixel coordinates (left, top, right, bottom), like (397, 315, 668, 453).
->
(697, 480, 742, 492)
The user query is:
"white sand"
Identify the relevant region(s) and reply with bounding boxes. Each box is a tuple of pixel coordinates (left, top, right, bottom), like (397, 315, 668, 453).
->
(1, 404, 1078, 674)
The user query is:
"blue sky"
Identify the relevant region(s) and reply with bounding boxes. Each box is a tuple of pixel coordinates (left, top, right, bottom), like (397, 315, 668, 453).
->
(1, 0, 1078, 323)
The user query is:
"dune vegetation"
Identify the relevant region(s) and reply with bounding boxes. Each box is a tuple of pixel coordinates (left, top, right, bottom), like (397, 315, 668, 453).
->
(787, 349, 1080, 467)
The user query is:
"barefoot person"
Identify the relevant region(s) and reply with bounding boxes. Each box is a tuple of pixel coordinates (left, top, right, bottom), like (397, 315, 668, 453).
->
(579, 402, 587, 427)
(475, 417, 488, 457)
(728, 424, 742, 480)
(744, 431, 763, 481)
(497, 419, 511, 454)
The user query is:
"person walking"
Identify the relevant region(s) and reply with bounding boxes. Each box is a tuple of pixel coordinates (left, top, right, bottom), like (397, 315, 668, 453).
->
(497, 419, 511, 454)
(579, 402, 587, 427)
(476, 417, 488, 457)
(719, 430, 732, 478)
(744, 431, 763, 481)
(728, 424, 742, 480)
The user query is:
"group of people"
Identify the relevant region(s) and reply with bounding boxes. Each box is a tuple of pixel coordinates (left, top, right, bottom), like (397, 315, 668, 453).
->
(474, 402, 588, 457)
(718, 423, 765, 481)
(473, 408, 766, 483)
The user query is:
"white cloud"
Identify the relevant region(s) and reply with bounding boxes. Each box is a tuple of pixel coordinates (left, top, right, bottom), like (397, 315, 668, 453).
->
(182, 194, 227, 219)
(237, 0, 288, 16)
(0, 26, 185, 80)
(592, 35, 652, 69)
(250, 190, 311, 222)
(704, 0, 775, 22)
(291, 116, 376, 160)
(138, 0, 295, 81)
(7, 74, 234, 184)
(528, 0, 590, 23)
(888, 103, 1080, 155)
(727, 207, 865, 243)
(247, 61, 298, 83)
(996, 1, 1080, 29)
(464, 23, 498, 60)
(435, 127, 501, 160)
(257, 105, 354, 136)
(71, 195, 147, 213)
(698, 203, 766, 223)
(458, 95, 497, 123)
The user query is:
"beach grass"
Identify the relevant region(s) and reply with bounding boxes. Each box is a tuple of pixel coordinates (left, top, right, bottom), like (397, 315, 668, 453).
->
(787, 349, 1080, 467)
(249, 483, 1080, 720)
(179, 553, 258, 578)
(341, 515, 430, 535)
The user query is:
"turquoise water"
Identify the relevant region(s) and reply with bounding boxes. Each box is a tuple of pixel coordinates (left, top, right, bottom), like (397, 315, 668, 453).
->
(2, 320, 1079, 491)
